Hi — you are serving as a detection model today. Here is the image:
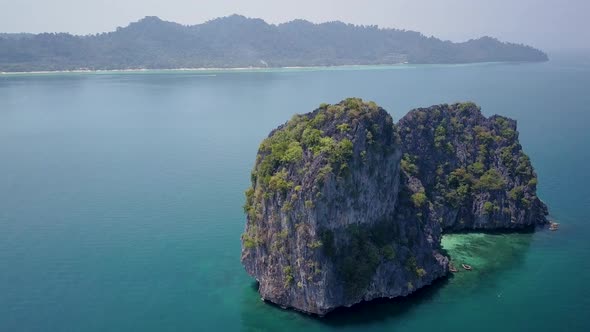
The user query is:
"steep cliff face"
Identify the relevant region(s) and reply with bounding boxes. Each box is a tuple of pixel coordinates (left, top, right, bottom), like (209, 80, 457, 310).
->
(241, 99, 448, 315)
(241, 99, 547, 315)
(398, 102, 548, 231)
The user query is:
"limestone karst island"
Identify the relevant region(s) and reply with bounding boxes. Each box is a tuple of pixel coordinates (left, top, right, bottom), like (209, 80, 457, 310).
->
(241, 98, 548, 315)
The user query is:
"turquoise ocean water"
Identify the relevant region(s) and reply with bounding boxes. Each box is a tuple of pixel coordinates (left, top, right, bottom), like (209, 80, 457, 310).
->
(1, 53, 589, 331)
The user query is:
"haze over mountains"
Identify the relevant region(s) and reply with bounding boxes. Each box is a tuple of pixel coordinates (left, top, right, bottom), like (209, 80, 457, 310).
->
(0, 15, 548, 72)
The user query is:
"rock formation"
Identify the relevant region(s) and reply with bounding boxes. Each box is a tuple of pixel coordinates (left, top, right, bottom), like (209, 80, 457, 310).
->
(398, 102, 548, 231)
(241, 99, 547, 315)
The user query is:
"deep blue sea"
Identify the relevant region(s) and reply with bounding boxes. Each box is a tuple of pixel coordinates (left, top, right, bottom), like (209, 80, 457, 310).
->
(1, 53, 589, 331)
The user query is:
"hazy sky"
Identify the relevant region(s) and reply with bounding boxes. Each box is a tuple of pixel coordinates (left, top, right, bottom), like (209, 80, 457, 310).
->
(1, 0, 588, 50)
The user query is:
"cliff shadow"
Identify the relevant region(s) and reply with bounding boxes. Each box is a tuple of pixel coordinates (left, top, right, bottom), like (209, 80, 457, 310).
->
(319, 231, 536, 326)
(241, 231, 536, 329)
(240, 275, 449, 328)
(318, 275, 452, 326)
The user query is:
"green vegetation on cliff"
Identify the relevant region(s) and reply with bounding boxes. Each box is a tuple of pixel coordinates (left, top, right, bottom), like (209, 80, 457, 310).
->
(244, 98, 393, 225)
(241, 99, 547, 315)
(398, 102, 547, 230)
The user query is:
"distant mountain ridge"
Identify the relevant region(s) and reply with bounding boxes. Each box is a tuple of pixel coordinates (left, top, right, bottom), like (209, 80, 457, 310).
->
(0, 15, 548, 72)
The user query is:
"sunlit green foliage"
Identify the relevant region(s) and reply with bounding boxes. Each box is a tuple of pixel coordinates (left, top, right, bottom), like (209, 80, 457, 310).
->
(401, 154, 419, 175)
(330, 139, 353, 165)
(301, 127, 323, 148)
(243, 187, 258, 220)
(242, 232, 261, 249)
(483, 201, 494, 214)
(268, 168, 293, 194)
(509, 186, 525, 201)
(528, 178, 538, 187)
(366, 130, 374, 145)
(416, 268, 427, 278)
(337, 123, 350, 133)
(315, 164, 333, 185)
(434, 123, 446, 148)
(281, 141, 303, 163)
(307, 240, 323, 249)
(467, 162, 485, 175)
(411, 192, 427, 208)
(283, 266, 294, 288)
(448, 168, 474, 187)
(474, 169, 505, 191)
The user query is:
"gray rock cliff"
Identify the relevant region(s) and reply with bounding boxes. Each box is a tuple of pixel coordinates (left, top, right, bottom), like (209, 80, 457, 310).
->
(241, 99, 547, 315)
(241, 99, 448, 315)
(398, 102, 548, 231)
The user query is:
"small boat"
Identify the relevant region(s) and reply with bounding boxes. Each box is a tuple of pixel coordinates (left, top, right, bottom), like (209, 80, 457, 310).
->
(549, 222, 560, 231)
(462, 264, 472, 270)
(449, 265, 458, 273)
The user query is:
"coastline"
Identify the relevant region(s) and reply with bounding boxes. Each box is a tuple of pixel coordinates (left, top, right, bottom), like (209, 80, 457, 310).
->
(0, 62, 510, 76)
